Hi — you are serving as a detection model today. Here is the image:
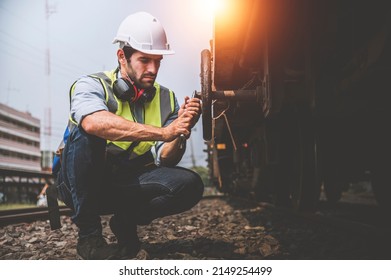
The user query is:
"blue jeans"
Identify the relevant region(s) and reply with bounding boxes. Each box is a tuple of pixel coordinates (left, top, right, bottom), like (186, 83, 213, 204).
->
(57, 126, 204, 238)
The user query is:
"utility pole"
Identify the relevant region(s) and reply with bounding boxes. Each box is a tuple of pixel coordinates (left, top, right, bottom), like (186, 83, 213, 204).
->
(42, 0, 56, 171)
(44, 0, 56, 152)
(5, 81, 20, 105)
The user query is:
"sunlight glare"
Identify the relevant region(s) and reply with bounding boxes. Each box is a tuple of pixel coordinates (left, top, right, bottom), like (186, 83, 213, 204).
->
(211, 0, 225, 14)
(198, 0, 225, 18)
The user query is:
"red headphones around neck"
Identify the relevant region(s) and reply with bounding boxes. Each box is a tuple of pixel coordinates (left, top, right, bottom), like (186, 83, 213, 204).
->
(112, 68, 156, 104)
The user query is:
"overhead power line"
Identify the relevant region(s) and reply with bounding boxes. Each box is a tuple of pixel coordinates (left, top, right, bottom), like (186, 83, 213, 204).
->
(0, 2, 100, 70)
(0, 30, 88, 78)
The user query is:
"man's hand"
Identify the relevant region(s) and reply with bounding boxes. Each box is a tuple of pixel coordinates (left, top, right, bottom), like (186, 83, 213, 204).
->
(161, 96, 201, 142)
(178, 96, 202, 129)
(159, 95, 202, 166)
(162, 110, 193, 142)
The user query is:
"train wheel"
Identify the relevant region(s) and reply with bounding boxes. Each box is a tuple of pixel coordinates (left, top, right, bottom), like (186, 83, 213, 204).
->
(274, 105, 321, 211)
(293, 116, 320, 211)
(201, 49, 212, 141)
(248, 125, 276, 202)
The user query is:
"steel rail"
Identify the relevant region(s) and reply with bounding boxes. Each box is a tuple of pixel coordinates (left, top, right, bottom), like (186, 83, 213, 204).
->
(0, 195, 221, 228)
(0, 206, 72, 227)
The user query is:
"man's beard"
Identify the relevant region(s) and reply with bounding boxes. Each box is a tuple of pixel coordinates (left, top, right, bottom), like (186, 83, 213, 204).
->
(128, 70, 156, 89)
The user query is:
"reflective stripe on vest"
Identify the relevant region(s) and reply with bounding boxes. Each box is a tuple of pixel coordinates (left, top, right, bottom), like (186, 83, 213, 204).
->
(69, 70, 175, 158)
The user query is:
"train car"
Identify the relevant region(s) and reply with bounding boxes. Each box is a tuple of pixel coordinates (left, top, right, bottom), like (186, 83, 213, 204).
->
(200, 0, 391, 210)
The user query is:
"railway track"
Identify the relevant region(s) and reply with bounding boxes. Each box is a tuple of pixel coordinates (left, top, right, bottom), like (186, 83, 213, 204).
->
(1, 192, 390, 260)
(207, 189, 391, 235)
(0, 206, 72, 227)
(0, 194, 224, 228)
(0, 192, 388, 235)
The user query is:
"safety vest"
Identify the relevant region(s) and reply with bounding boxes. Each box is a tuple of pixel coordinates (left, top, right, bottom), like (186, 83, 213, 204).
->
(68, 69, 176, 159)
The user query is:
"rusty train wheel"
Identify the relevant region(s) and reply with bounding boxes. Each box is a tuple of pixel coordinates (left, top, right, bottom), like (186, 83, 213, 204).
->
(201, 49, 212, 141)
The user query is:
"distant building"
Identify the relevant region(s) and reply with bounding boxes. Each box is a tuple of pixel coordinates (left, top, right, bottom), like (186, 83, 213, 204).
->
(0, 103, 41, 171)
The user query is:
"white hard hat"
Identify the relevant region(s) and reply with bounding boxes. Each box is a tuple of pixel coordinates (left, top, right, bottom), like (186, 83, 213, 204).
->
(113, 11, 175, 55)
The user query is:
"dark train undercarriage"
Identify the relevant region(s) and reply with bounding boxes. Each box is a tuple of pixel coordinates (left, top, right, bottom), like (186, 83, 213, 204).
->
(201, 0, 391, 210)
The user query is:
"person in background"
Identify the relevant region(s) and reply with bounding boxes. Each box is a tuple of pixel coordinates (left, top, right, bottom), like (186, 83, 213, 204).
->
(36, 183, 48, 207)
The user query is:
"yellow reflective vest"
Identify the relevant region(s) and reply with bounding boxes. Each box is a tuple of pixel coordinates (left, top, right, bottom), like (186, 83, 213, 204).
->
(69, 69, 176, 159)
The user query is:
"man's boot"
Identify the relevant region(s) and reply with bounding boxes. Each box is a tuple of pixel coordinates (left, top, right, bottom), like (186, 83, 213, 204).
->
(109, 215, 141, 258)
(76, 234, 124, 260)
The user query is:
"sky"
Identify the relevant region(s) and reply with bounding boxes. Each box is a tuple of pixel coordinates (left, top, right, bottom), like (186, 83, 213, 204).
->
(0, 0, 213, 167)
